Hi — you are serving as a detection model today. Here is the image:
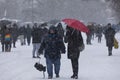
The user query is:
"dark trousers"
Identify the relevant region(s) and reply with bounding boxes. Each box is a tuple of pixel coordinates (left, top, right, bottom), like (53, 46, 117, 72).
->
(5, 42, 11, 52)
(27, 37, 31, 45)
(1, 42, 5, 52)
(71, 58, 79, 76)
(108, 46, 113, 56)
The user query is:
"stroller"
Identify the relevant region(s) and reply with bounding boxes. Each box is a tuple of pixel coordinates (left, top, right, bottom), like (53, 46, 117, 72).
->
(34, 58, 46, 78)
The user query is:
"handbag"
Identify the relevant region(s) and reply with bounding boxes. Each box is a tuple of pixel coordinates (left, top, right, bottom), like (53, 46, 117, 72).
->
(114, 37, 119, 49)
(34, 58, 46, 78)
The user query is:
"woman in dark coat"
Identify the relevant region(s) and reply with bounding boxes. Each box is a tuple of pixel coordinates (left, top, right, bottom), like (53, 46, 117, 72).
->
(104, 23, 116, 56)
(64, 26, 84, 79)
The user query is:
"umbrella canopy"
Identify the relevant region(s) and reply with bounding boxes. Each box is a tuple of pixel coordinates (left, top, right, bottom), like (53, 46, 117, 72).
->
(62, 18, 89, 33)
(47, 19, 60, 25)
(0, 19, 12, 26)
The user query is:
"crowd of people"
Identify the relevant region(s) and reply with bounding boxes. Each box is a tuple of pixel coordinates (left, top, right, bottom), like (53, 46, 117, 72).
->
(0, 21, 119, 79)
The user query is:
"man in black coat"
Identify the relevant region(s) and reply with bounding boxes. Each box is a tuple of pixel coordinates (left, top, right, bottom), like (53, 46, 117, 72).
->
(26, 24, 32, 46)
(0, 25, 6, 52)
(31, 26, 43, 58)
(64, 26, 84, 79)
(104, 23, 116, 56)
(11, 23, 18, 48)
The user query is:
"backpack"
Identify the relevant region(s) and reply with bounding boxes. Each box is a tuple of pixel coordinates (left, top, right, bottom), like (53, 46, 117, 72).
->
(5, 34, 11, 41)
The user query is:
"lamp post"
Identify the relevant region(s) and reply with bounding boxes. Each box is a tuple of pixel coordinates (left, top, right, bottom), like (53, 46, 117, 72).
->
(31, 0, 34, 24)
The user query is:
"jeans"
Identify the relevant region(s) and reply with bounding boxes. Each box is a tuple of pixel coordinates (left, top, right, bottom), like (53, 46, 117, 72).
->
(46, 56, 61, 77)
(32, 43, 40, 57)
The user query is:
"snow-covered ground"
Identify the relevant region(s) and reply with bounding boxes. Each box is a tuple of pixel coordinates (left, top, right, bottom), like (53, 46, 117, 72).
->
(0, 33, 120, 80)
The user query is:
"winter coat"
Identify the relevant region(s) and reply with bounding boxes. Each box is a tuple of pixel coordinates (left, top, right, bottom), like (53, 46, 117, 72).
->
(38, 26, 66, 59)
(64, 27, 84, 59)
(56, 23, 64, 38)
(0, 26, 6, 44)
(31, 28, 43, 43)
(11, 26, 18, 42)
(26, 26, 32, 38)
(104, 27, 115, 47)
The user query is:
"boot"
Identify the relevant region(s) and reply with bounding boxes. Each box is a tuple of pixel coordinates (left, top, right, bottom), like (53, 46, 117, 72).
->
(71, 74, 78, 79)
(56, 74, 60, 78)
(108, 51, 112, 56)
(48, 75, 52, 79)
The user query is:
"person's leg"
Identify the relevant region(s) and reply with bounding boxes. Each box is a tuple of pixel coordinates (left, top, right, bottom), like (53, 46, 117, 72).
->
(32, 43, 36, 58)
(36, 43, 40, 57)
(27, 37, 31, 46)
(54, 58, 61, 78)
(108, 46, 113, 56)
(5, 42, 8, 52)
(8, 42, 11, 52)
(46, 57, 53, 79)
(71, 58, 79, 79)
(2, 43, 5, 52)
(13, 41, 16, 48)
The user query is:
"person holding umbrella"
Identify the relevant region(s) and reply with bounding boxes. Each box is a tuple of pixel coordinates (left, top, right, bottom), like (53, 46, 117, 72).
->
(63, 18, 87, 79)
(64, 26, 84, 79)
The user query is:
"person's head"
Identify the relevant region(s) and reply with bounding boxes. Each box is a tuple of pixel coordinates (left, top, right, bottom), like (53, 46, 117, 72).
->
(33, 23, 37, 28)
(49, 26, 57, 34)
(107, 23, 112, 28)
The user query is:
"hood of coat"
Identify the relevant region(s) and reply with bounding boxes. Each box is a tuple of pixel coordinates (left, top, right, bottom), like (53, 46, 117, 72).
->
(48, 26, 57, 34)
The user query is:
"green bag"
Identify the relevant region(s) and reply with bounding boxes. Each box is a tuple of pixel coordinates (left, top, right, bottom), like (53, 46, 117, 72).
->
(114, 37, 119, 49)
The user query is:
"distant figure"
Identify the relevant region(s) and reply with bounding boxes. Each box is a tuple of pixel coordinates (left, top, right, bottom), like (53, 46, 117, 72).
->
(31, 25, 43, 58)
(19, 26, 26, 45)
(56, 23, 64, 39)
(11, 23, 18, 48)
(104, 23, 116, 56)
(64, 26, 84, 79)
(26, 24, 32, 46)
(96, 26, 103, 43)
(4, 27, 12, 52)
(86, 24, 93, 45)
(0, 25, 6, 52)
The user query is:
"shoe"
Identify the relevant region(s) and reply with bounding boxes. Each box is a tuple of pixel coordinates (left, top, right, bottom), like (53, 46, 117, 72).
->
(108, 54, 112, 56)
(33, 56, 36, 58)
(108, 52, 112, 56)
(36, 56, 40, 58)
(56, 74, 59, 78)
(48, 76, 52, 79)
(71, 75, 78, 79)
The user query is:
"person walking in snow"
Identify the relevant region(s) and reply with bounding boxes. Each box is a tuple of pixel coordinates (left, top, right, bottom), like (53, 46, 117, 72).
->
(31, 24, 43, 58)
(26, 24, 32, 46)
(4, 27, 12, 52)
(38, 26, 66, 79)
(0, 24, 6, 52)
(11, 23, 19, 48)
(64, 26, 84, 79)
(104, 23, 116, 56)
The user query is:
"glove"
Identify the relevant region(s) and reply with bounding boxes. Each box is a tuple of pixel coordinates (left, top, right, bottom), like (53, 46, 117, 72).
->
(61, 50, 66, 54)
(38, 49, 43, 55)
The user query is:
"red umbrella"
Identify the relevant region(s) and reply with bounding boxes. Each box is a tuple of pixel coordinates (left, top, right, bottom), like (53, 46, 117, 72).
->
(62, 18, 89, 33)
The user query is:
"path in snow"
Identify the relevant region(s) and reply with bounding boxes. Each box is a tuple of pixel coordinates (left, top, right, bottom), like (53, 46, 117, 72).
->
(0, 33, 120, 80)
